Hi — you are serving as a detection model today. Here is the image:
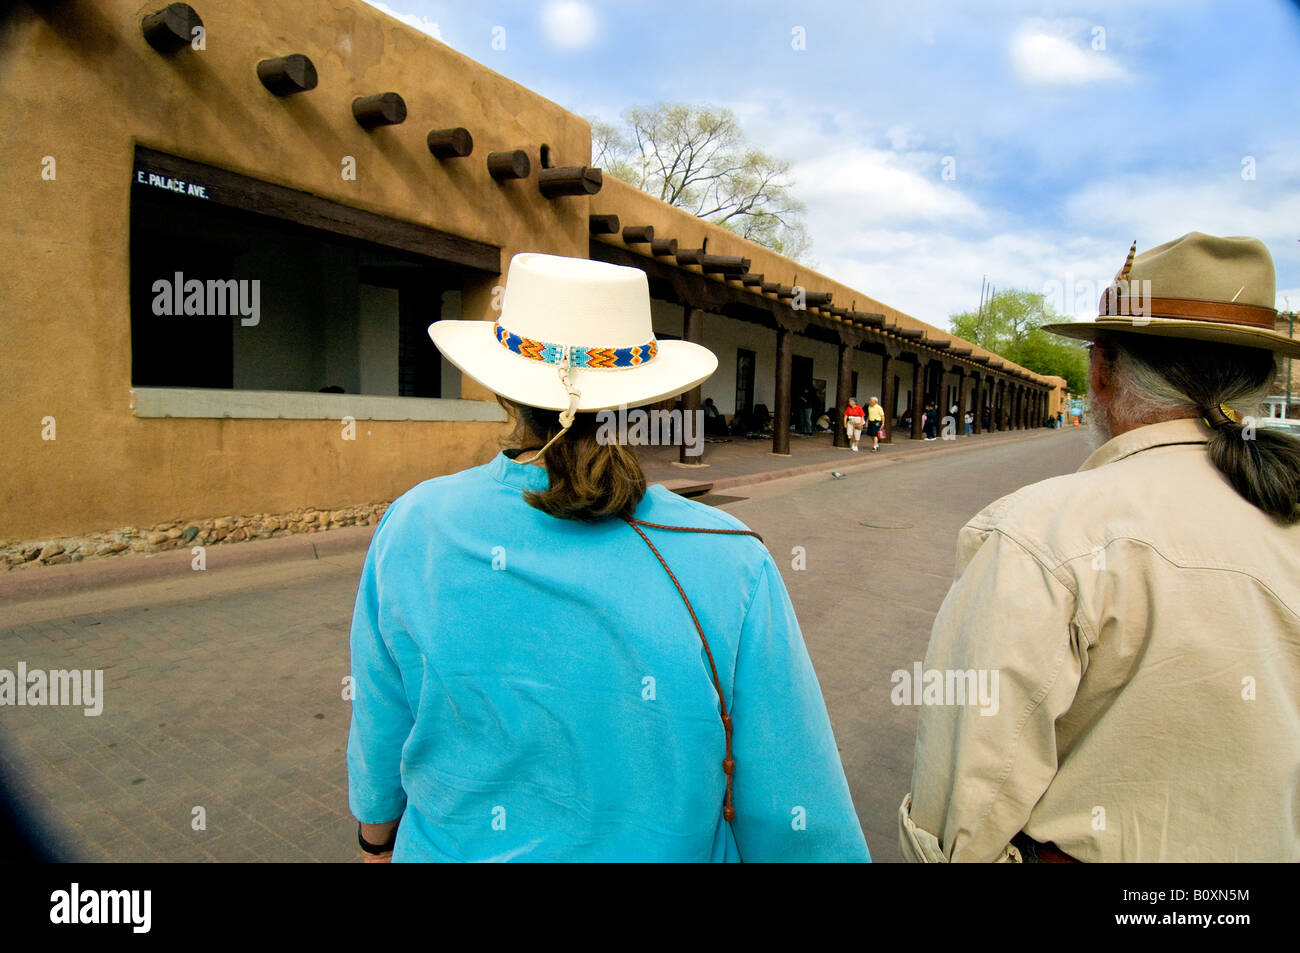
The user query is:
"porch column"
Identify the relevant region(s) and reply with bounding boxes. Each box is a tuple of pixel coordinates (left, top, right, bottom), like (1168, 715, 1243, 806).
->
(951, 365, 966, 436)
(971, 373, 983, 434)
(880, 350, 897, 443)
(910, 358, 924, 440)
(833, 339, 853, 449)
(679, 305, 705, 464)
(773, 325, 793, 455)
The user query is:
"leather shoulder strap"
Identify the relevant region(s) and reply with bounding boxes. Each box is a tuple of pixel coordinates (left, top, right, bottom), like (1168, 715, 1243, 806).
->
(621, 516, 762, 829)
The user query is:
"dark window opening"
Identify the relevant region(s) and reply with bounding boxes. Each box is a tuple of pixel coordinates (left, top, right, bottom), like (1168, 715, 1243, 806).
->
(735, 348, 755, 419)
(129, 160, 491, 398)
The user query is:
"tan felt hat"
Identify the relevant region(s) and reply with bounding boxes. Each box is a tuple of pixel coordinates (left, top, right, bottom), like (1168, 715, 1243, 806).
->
(1042, 232, 1300, 359)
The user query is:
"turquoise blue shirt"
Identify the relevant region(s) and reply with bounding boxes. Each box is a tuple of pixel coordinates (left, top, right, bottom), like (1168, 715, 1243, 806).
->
(347, 451, 869, 862)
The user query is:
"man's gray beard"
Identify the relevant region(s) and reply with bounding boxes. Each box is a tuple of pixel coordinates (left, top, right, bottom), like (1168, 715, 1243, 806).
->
(1087, 392, 1111, 448)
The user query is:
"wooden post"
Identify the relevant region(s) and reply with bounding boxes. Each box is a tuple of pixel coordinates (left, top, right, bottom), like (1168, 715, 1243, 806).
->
(773, 326, 793, 455)
(588, 214, 620, 235)
(650, 238, 678, 257)
(621, 225, 654, 244)
(698, 254, 750, 276)
(951, 366, 965, 435)
(880, 352, 896, 443)
(538, 166, 603, 197)
(833, 340, 853, 449)
(487, 150, 530, 180)
(971, 374, 983, 434)
(427, 127, 474, 158)
(911, 358, 924, 440)
(141, 4, 202, 53)
(352, 93, 407, 129)
(679, 306, 705, 465)
(257, 55, 318, 96)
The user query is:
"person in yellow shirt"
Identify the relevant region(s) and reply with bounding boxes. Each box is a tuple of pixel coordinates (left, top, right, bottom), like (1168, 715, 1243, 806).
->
(866, 397, 886, 452)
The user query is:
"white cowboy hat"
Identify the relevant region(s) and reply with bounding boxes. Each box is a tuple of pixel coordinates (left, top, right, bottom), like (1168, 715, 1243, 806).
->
(1042, 232, 1300, 358)
(429, 252, 718, 413)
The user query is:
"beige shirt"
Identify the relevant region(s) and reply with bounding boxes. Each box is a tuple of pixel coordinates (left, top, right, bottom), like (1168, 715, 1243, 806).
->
(900, 418, 1300, 862)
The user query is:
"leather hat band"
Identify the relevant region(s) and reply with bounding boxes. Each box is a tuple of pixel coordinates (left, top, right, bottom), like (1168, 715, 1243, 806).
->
(1098, 291, 1277, 330)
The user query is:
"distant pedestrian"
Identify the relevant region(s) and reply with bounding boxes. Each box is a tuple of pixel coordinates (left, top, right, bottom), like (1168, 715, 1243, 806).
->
(797, 386, 814, 435)
(703, 397, 728, 437)
(923, 400, 939, 440)
(866, 397, 886, 452)
(349, 253, 869, 862)
(844, 397, 866, 451)
(963, 410, 974, 435)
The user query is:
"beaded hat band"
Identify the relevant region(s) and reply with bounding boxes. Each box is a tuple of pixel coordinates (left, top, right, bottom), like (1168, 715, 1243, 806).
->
(494, 321, 658, 369)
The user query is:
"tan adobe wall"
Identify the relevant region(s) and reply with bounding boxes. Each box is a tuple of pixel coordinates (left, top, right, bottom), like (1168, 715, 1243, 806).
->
(0, 0, 596, 539)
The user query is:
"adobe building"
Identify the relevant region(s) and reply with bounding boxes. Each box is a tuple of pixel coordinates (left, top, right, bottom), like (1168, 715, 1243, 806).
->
(1267, 311, 1297, 419)
(0, 0, 1053, 551)
(1044, 376, 1070, 420)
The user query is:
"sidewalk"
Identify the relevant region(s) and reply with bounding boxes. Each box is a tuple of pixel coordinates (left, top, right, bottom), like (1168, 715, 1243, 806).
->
(0, 427, 1063, 605)
(637, 425, 1060, 491)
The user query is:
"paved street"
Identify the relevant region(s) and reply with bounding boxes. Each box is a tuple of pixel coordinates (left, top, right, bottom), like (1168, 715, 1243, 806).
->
(0, 428, 1093, 862)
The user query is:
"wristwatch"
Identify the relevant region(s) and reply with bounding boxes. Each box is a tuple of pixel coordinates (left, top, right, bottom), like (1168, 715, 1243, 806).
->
(358, 823, 398, 854)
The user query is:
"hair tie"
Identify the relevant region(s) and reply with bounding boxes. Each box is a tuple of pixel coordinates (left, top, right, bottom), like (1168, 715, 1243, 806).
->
(1202, 403, 1238, 430)
(517, 363, 582, 466)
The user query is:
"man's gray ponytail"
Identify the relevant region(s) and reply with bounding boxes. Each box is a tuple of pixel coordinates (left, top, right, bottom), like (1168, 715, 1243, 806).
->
(1103, 333, 1300, 523)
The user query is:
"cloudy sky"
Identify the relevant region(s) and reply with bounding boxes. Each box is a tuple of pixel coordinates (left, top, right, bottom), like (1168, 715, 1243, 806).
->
(364, 0, 1300, 329)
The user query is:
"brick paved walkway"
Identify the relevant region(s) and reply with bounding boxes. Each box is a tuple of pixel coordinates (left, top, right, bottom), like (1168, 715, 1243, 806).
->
(1, 558, 362, 861)
(0, 428, 1090, 862)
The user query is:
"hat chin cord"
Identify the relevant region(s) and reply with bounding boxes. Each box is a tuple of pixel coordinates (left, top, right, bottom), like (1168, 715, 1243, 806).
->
(517, 361, 582, 466)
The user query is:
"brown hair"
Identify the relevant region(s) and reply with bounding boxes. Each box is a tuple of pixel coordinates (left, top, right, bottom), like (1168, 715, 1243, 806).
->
(501, 399, 647, 522)
(1099, 332, 1300, 523)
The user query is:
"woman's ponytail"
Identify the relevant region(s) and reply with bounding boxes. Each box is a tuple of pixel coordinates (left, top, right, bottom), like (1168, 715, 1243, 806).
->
(503, 400, 647, 522)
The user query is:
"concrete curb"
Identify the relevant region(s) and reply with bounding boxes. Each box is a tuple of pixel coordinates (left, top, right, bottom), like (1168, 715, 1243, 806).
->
(0, 524, 377, 604)
(702, 429, 1056, 493)
(1, 430, 1061, 604)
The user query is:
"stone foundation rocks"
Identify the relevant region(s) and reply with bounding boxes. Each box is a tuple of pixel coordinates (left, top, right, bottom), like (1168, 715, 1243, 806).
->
(0, 501, 390, 571)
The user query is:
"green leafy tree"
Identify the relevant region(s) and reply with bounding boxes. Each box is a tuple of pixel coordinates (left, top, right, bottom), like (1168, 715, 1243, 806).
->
(950, 288, 1089, 393)
(590, 104, 813, 264)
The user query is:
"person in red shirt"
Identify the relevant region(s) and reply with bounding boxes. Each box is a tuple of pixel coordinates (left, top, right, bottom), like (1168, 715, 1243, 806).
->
(843, 398, 866, 452)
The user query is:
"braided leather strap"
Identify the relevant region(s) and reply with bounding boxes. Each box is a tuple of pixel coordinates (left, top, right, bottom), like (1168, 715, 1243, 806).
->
(622, 516, 763, 827)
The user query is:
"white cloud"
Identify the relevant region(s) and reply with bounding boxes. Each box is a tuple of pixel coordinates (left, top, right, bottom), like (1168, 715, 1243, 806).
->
(1010, 23, 1126, 86)
(363, 2, 442, 40)
(796, 148, 987, 231)
(540, 1, 600, 51)
(1064, 175, 1300, 249)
